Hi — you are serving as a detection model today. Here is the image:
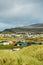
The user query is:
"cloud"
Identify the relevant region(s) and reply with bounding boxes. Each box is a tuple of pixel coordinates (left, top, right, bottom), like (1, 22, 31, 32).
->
(0, 0, 43, 30)
(0, 0, 43, 18)
(0, 22, 13, 30)
(0, 23, 7, 28)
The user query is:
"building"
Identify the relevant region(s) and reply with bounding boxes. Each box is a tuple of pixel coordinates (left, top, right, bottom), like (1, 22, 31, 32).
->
(0, 41, 10, 45)
(14, 40, 27, 47)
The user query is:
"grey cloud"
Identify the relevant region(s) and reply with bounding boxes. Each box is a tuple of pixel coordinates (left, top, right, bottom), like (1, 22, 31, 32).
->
(0, 0, 43, 28)
(0, 0, 43, 11)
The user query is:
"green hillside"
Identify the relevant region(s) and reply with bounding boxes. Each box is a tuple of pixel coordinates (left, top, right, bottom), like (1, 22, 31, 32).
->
(0, 45, 43, 65)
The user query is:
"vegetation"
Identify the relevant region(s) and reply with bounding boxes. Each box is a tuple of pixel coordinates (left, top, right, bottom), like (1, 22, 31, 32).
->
(0, 45, 43, 65)
(0, 44, 14, 49)
(0, 36, 43, 49)
(0, 44, 23, 49)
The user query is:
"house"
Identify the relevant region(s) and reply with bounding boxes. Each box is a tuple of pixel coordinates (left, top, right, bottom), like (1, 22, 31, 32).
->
(8, 41, 13, 44)
(16, 39, 25, 43)
(15, 42, 27, 47)
(12, 48, 20, 51)
(2, 41, 10, 45)
(12, 41, 16, 45)
(20, 42, 27, 47)
(0, 41, 10, 45)
(14, 40, 27, 47)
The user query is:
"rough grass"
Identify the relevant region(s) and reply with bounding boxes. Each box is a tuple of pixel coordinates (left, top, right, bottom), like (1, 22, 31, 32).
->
(0, 45, 43, 65)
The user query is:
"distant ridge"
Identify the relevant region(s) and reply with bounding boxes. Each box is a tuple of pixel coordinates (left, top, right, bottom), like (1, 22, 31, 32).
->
(23, 23, 43, 28)
(1, 23, 43, 33)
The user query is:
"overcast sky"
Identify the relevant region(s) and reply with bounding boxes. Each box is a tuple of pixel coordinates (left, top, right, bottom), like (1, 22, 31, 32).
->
(0, 0, 43, 31)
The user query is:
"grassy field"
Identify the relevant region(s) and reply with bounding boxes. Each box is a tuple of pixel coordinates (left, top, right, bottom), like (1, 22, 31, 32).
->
(0, 45, 43, 65)
(0, 36, 19, 42)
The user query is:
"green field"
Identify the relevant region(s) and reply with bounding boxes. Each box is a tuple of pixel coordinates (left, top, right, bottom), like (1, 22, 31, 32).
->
(0, 45, 43, 65)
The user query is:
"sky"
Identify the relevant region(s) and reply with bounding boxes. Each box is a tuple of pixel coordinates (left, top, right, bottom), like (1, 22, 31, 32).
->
(0, 0, 43, 31)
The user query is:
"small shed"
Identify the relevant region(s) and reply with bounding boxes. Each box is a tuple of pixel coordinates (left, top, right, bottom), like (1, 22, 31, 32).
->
(0, 41, 10, 45)
(3, 41, 9, 45)
(14, 40, 27, 47)
(20, 42, 27, 47)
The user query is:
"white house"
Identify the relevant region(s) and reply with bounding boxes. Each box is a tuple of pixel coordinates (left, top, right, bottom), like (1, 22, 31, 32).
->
(3, 41, 10, 45)
(13, 48, 20, 51)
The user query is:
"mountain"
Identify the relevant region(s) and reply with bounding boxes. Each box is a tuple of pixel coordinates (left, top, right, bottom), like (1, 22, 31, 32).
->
(23, 23, 43, 28)
(1, 23, 43, 33)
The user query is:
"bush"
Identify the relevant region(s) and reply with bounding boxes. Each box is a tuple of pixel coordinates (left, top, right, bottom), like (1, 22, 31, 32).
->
(0, 44, 14, 49)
